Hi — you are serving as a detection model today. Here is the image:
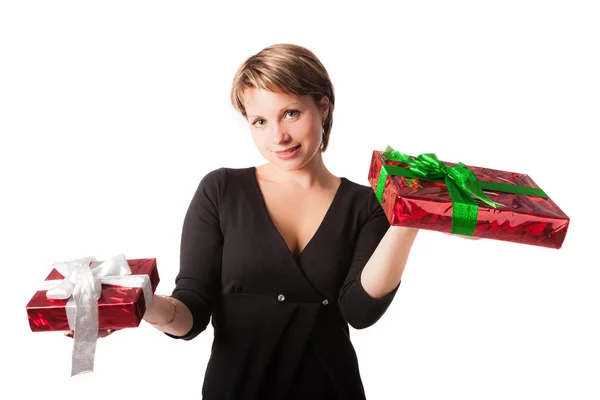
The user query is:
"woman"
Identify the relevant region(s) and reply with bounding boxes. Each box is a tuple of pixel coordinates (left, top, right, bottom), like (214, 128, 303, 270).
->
(143, 43, 420, 399)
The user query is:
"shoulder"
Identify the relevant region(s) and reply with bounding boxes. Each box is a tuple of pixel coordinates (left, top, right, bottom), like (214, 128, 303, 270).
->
(198, 166, 254, 186)
(196, 167, 227, 195)
(195, 166, 255, 201)
(341, 177, 373, 197)
(340, 177, 386, 221)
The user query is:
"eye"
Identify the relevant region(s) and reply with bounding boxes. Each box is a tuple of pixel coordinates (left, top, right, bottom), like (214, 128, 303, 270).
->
(252, 118, 265, 127)
(285, 110, 300, 118)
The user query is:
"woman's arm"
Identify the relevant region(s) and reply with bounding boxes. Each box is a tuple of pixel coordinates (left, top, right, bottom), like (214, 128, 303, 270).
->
(360, 226, 419, 299)
(143, 295, 194, 337)
(146, 168, 226, 340)
(338, 192, 417, 330)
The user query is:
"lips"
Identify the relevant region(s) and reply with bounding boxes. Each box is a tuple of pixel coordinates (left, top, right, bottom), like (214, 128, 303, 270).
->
(275, 144, 301, 154)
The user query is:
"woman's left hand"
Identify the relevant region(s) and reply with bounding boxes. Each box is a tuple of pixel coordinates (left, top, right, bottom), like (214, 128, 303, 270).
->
(442, 232, 481, 240)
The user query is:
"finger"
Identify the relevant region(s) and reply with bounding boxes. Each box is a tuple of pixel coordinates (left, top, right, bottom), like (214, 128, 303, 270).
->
(65, 329, 121, 339)
(97, 329, 114, 338)
(460, 235, 481, 240)
(443, 232, 481, 240)
(100, 328, 122, 338)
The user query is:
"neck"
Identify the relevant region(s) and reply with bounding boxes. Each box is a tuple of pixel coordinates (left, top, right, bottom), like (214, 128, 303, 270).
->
(263, 152, 336, 190)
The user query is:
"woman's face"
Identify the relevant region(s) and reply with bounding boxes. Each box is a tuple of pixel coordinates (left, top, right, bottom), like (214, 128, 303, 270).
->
(243, 88, 328, 171)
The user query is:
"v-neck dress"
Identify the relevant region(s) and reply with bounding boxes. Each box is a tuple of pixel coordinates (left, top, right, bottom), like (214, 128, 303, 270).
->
(166, 166, 400, 400)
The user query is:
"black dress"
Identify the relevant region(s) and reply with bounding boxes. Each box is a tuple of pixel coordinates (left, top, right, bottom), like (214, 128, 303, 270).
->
(166, 167, 400, 400)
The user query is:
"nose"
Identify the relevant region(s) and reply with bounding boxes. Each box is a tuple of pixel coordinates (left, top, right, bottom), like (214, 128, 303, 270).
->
(270, 122, 290, 145)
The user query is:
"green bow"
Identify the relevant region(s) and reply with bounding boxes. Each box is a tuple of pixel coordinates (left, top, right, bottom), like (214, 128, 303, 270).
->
(375, 145, 548, 236)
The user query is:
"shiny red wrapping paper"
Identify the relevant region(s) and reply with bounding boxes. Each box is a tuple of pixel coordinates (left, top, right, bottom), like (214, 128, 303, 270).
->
(27, 258, 159, 332)
(368, 150, 569, 249)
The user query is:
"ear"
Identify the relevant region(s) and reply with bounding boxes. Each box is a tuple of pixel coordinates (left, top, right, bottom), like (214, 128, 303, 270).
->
(319, 96, 330, 121)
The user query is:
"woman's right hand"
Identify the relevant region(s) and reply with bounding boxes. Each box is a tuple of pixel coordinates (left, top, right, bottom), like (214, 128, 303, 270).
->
(64, 329, 120, 339)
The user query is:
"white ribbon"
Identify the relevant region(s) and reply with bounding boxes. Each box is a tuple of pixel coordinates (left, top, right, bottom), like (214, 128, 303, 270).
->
(42, 254, 153, 376)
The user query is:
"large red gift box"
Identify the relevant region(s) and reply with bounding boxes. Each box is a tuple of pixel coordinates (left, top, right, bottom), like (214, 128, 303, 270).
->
(368, 147, 569, 249)
(27, 258, 159, 332)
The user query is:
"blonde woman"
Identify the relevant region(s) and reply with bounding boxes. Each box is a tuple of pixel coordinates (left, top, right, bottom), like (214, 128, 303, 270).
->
(143, 44, 420, 399)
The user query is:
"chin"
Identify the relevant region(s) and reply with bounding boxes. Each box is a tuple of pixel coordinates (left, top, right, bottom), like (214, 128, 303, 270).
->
(271, 158, 304, 170)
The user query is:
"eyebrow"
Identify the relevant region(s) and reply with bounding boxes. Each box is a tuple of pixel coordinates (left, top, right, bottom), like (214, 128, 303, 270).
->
(247, 102, 302, 119)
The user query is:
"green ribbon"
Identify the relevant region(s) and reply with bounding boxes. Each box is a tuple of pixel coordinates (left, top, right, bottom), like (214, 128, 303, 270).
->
(375, 145, 549, 236)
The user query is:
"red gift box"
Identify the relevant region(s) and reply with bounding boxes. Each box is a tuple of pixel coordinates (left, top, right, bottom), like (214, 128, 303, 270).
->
(368, 148, 570, 249)
(27, 257, 159, 332)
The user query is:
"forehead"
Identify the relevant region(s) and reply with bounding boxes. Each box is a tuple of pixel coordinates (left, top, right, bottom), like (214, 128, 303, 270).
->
(244, 88, 312, 115)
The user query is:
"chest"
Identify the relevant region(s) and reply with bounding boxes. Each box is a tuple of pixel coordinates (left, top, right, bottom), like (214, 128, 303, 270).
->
(219, 170, 359, 298)
(259, 185, 337, 258)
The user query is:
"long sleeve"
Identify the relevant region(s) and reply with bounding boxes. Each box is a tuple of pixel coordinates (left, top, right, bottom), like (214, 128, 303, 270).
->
(166, 167, 226, 340)
(338, 189, 399, 330)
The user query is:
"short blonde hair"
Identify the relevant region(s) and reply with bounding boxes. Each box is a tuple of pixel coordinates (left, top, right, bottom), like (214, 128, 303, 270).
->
(230, 44, 335, 152)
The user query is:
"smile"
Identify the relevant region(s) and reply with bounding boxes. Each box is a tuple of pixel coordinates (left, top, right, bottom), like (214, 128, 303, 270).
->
(274, 144, 301, 159)
(275, 144, 301, 154)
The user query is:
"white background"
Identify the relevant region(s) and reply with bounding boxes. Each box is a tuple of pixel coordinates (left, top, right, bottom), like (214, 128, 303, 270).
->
(1, 1, 598, 399)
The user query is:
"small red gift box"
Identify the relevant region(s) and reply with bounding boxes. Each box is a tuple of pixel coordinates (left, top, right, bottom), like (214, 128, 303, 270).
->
(27, 258, 159, 332)
(368, 147, 570, 249)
